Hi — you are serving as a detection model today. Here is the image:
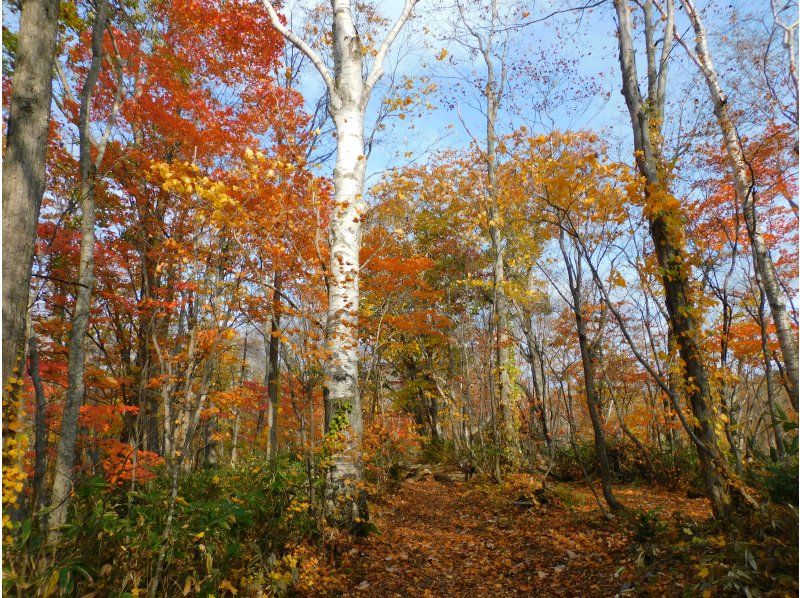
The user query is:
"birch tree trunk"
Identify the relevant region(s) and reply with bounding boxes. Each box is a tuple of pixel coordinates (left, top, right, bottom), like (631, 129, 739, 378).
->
(262, 0, 418, 527)
(678, 0, 799, 408)
(48, 0, 110, 541)
(2, 0, 60, 396)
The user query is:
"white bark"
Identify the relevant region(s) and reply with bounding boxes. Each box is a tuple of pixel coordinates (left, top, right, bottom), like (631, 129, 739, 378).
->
(677, 0, 799, 407)
(770, 0, 799, 123)
(262, 0, 417, 526)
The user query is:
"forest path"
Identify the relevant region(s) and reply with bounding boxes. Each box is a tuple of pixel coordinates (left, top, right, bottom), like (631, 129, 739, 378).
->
(315, 474, 711, 596)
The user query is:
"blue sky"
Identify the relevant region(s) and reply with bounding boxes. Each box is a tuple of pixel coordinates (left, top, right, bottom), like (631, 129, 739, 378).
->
(283, 0, 791, 189)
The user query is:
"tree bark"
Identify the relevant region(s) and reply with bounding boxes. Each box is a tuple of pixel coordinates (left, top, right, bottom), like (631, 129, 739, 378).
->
(613, 0, 741, 520)
(480, 0, 521, 463)
(757, 279, 787, 458)
(679, 0, 799, 409)
(268, 271, 282, 463)
(2, 0, 61, 395)
(559, 233, 622, 511)
(48, 0, 109, 540)
(521, 309, 551, 451)
(263, 0, 417, 527)
(28, 336, 48, 518)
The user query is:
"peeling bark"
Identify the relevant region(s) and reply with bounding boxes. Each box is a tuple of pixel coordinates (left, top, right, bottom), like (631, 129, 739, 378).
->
(262, 0, 418, 527)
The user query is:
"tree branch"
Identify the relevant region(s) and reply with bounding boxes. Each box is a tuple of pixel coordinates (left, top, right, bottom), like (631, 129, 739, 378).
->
(363, 0, 418, 101)
(261, 0, 337, 101)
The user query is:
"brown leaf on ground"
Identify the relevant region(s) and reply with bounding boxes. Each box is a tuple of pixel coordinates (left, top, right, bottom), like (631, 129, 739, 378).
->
(307, 476, 713, 596)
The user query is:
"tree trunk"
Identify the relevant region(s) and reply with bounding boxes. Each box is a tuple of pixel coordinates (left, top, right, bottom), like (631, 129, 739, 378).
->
(323, 85, 369, 526)
(757, 279, 787, 458)
(428, 390, 441, 445)
(2, 0, 60, 395)
(256, 335, 269, 438)
(521, 315, 551, 450)
(490, 231, 520, 460)
(48, 0, 109, 541)
(268, 271, 282, 463)
(482, 0, 520, 462)
(559, 234, 622, 511)
(28, 336, 48, 518)
(680, 0, 799, 409)
(263, 0, 417, 528)
(613, 0, 741, 520)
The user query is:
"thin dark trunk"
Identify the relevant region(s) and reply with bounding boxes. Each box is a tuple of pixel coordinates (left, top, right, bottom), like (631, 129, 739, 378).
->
(28, 336, 48, 518)
(48, 0, 110, 540)
(522, 319, 551, 451)
(559, 233, 622, 512)
(268, 271, 283, 462)
(429, 391, 441, 445)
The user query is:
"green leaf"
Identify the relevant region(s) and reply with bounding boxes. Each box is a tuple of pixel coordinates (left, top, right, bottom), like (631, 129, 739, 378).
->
(58, 567, 74, 596)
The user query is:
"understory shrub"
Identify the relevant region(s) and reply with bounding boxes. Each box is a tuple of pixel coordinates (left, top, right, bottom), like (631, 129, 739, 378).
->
(3, 455, 319, 596)
(747, 453, 799, 506)
(362, 413, 421, 497)
(551, 439, 700, 488)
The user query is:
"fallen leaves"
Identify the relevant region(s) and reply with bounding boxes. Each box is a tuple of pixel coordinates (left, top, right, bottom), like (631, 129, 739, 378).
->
(309, 476, 713, 596)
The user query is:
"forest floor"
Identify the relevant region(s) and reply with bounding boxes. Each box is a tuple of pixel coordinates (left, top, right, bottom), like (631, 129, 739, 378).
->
(312, 471, 713, 597)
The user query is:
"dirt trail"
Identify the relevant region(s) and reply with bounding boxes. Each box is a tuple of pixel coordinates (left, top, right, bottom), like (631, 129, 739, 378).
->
(315, 475, 710, 596)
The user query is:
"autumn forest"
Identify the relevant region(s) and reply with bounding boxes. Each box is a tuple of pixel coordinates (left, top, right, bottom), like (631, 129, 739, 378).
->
(1, 0, 798, 595)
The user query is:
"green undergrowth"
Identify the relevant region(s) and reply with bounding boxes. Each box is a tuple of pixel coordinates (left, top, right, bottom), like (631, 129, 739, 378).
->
(3, 455, 319, 597)
(629, 502, 798, 596)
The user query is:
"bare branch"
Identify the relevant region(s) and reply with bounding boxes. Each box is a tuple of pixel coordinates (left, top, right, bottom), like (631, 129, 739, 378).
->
(261, 0, 337, 101)
(363, 0, 419, 100)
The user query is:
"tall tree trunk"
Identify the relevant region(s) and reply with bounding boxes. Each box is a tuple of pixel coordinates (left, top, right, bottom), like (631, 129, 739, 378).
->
(268, 271, 282, 463)
(263, 0, 417, 527)
(613, 0, 741, 520)
(490, 229, 520, 459)
(28, 336, 48, 518)
(2, 0, 61, 395)
(559, 234, 622, 511)
(680, 0, 799, 408)
(324, 89, 370, 526)
(482, 0, 520, 462)
(757, 279, 787, 458)
(48, 0, 109, 541)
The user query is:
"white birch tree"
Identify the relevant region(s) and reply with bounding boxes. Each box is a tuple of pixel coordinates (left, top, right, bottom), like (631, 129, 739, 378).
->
(672, 0, 799, 408)
(261, 0, 418, 526)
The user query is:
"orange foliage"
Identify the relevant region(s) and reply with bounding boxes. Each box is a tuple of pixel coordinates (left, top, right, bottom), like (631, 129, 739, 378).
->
(99, 439, 164, 486)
